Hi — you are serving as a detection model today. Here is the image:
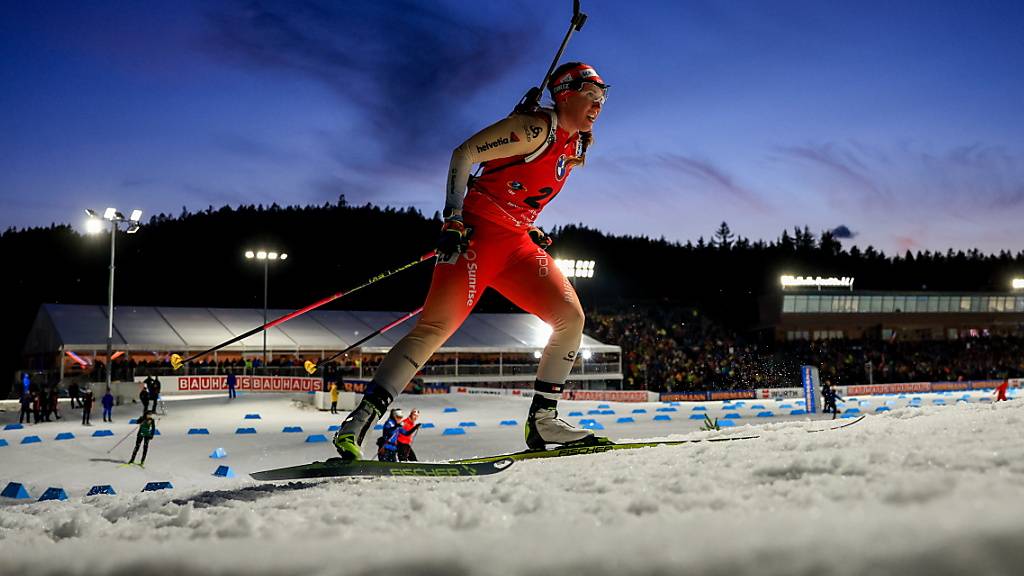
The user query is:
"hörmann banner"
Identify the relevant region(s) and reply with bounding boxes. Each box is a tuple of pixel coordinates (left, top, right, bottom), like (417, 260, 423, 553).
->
(801, 366, 819, 414)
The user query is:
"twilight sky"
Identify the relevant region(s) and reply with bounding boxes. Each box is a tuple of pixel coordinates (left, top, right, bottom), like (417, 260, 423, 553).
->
(2, 0, 1023, 255)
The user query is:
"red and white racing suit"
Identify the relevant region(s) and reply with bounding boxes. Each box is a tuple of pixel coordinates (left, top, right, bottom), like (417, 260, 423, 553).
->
(370, 110, 586, 398)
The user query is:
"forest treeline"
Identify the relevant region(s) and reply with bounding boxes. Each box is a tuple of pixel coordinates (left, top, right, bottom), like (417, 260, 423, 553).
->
(4, 195, 1023, 396)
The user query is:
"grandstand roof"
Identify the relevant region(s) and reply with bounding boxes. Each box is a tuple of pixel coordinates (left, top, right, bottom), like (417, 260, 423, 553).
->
(24, 304, 619, 355)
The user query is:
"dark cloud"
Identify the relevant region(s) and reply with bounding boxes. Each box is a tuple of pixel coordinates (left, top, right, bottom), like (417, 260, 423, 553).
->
(651, 154, 769, 211)
(831, 225, 856, 239)
(200, 1, 534, 160)
(776, 143, 890, 202)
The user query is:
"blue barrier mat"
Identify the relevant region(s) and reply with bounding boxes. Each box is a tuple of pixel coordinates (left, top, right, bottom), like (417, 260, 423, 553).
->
(21, 435, 42, 444)
(653, 415, 672, 421)
(442, 428, 466, 435)
(305, 434, 328, 443)
(39, 487, 68, 502)
(632, 408, 647, 414)
(55, 432, 75, 441)
(443, 407, 458, 413)
(283, 426, 304, 433)
(92, 430, 114, 437)
(499, 420, 518, 426)
(458, 422, 478, 427)
(142, 482, 173, 492)
(718, 419, 736, 427)
(244, 414, 262, 419)
(188, 428, 210, 435)
(724, 413, 741, 419)
(87, 485, 116, 496)
(789, 409, 806, 415)
(4, 424, 24, 431)
(235, 428, 257, 434)
(617, 417, 635, 424)
(756, 411, 774, 417)
(2, 482, 30, 499)
(213, 465, 236, 478)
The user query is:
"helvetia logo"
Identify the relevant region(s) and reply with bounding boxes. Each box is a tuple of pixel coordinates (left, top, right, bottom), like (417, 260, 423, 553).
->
(476, 137, 510, 154)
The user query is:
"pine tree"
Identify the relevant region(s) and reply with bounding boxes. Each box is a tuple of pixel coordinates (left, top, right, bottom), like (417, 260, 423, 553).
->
(713, 221, 734, 249)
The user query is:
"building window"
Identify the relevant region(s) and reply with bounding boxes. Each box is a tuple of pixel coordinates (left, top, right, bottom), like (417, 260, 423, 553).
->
(793, 296, 808, 313)
(783, 296, 795, 313)
(960, 297, 972, 312)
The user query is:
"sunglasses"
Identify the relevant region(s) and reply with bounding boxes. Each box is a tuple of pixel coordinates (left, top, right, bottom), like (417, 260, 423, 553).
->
(577, 82, 608, 105)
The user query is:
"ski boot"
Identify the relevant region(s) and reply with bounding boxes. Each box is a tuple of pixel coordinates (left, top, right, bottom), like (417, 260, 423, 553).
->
(332, 384, 392, 461)
(525, 380, 606, 450)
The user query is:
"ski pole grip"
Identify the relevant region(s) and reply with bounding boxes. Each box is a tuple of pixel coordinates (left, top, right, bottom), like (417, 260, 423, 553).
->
(574, 13, 587, 31)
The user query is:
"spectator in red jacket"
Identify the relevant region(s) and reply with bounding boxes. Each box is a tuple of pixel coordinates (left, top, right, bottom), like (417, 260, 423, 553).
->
(995, 379, 1010, 402)
(397, 409, 421, 462)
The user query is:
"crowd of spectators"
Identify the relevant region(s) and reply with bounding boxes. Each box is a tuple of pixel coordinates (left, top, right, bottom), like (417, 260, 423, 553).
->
(586, 305, 1024, 392)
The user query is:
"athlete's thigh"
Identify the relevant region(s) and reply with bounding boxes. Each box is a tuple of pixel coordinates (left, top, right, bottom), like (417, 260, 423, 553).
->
(490, 240, 582, 323)
(418, 231, 506, 330)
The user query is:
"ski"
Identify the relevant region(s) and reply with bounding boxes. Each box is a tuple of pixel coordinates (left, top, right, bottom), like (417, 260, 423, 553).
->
(250, 457, 514, 481)
(452, 415, 868, 464)
(450, 435, 760, 465)
(808, 414, 865, 432)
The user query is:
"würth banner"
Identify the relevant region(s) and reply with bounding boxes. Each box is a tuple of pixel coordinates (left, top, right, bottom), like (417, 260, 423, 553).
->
(175, 375, 322, 393)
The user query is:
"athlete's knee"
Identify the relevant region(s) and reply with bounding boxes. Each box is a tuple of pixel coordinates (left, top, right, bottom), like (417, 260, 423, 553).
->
(556, 303, 585, 336)
(407, 317, 458, 348)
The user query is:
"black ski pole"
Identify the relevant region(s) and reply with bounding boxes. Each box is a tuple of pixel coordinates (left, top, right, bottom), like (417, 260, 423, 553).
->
(106, 425, 138, 454)
(304, 307, 424, 375)
(514, 0, 588, 113)
(170, 250, 437, 370)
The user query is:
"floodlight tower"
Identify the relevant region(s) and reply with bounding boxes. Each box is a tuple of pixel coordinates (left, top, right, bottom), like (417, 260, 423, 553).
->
(84, 208, 143, 392)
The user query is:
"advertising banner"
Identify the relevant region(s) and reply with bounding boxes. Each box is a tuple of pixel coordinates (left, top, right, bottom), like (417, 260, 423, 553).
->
(169, 375, 322, 393)
(801, 366, 819, 414)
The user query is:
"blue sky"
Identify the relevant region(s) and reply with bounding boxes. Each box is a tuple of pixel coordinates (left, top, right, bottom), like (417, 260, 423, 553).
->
(2, 0, 1023, 255)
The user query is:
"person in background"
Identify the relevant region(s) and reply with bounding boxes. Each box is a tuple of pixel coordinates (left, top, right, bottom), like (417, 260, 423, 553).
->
(32, 389, 41, 424)
(39, 387, 51, 422)
(994, 378, 1010, 402)
(397, 409, 421, 462)
(69, 380, 81, 409)
(48, 387, 61, 420)
(128, 410, 157, 467)
(822, 381, 844, 419)
(149, 376, 162, 413)
(81, 388, 94, 426)
(139, 382, 151, 416)
(376, 408, 404, 462)
(19, 389, 33, 424)
(329, 381, 339, 414)
(226, 369, 237, 399)
(21, 371, 31, 395)
(102, 388, 114, 422)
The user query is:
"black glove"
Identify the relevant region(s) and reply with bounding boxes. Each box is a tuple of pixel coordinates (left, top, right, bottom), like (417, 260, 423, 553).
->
(437, 216, 470, 263)
(528, 226, 552, 250)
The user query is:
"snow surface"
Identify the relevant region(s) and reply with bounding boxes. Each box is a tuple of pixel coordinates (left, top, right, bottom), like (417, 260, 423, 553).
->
(1, 389, 1023, 576)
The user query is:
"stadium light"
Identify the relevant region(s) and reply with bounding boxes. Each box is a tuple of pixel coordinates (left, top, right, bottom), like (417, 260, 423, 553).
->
(1013, 278, 1024, 290)
(581, 349, 592, 360)
(244, 247, 288, 366)
(555, 258, 596, 279)
(82, 206, 144, 393)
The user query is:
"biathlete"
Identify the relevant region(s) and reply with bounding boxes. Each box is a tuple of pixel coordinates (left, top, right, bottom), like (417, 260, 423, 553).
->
(333, 62, 609, 460)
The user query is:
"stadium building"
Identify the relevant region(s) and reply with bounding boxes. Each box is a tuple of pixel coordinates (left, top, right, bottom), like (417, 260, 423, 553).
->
(760, 275, 1024, 341)
(19, 304, 622, 391)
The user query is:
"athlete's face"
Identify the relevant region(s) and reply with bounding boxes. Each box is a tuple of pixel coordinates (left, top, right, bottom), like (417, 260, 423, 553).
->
(560, 82, 605, 133)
